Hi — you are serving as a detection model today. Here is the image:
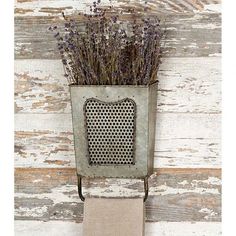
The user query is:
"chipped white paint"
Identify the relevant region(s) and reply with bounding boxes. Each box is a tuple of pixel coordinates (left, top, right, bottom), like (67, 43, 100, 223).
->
(15, 0, 117, 17)
(157, 57, 221, 113)
(15, 0, 222, 17)
(150, 184, 220, 196)
(14, 60, 71, 114)
(86, 178, 144, 197)
(15, 113, 221, 168)
(154, 139, 220, 167)
(14, 128, 74, 167)
(15, 13, 221, 58)
(199, 208, 219, 220)
(15, 168, 221, 221)
(192, 23, 221, 29)
(206, 42, 222, 45)
(145, 222, 221, 236)
(178, 180, 188, 185)
(192, 176, 222, 186)
(203, 4, 221, 13)
(188, 42, 198, 48)
(209, 53, 222, 57)
(14, 0, 221, 230)
(205, 177, 222, 185)
(15, 114, 72, 132)
(15, 221, 83, 236)
(16, 185, 82, 204)
(32, 179, 43, 183)
(15, 58, 221, 113)
(15, 173, 221, 202)
(14, 221, 222, 236)
(14, 148, 74, 168)
(15, 206, 48, 218)
(15, 42, 33, 54)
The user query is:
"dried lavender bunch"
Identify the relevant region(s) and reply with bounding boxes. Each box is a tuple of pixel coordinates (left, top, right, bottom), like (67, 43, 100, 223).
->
(49, 1, 163, 85)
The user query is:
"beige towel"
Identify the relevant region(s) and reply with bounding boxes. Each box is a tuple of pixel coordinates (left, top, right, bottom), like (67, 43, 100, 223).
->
(83, 198, 145, 236)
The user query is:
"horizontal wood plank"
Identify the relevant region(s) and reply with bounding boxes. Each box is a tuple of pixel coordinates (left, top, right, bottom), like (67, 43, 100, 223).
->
(14, 0, 222, 229)
(14, 221, 222, 236)
(15, 168, 221, 222)
(15, 58, 221, 114)
(15, 13, 221, 59)
(15, 0, 221, 17)
(14, 113, 221, 168)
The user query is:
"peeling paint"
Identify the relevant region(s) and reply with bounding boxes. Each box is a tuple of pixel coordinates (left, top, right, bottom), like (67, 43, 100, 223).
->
(15, 206, 48, 218)
(203, 4, 221, 13)
(15, 113, 221, 168)
(14, 0, 221, 226)
(178, 180, 189, 185)
(15, 13, 221, 59)
(14, 58, 221, 114)
(150, 184, 220, 195)
(192, 23, 221, 29)
(199, 208, 218, 220)
(14, 0, 222, 17)
(32, 179, 43, 183)
(14, 221, 222, 236)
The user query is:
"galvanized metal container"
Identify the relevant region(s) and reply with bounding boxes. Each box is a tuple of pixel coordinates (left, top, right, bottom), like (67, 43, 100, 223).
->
(70, 81, 158, 179)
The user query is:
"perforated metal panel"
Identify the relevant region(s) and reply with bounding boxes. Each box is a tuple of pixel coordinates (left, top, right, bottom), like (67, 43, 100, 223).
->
(84, 98, 136, 166)
(70, 82, 158, 178)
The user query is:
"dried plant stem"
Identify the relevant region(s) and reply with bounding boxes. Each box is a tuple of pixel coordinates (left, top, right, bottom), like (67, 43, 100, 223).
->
(49, 1, 163, 86)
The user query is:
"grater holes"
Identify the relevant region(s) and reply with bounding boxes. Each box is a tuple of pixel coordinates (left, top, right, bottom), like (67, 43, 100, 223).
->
(84, 98, 136, 165)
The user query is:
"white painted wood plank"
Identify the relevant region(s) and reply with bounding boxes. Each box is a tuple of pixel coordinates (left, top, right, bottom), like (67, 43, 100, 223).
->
(14, 14, 221, 58)
(158, 57, 221, 113)
(15, 221, 83, 236)
(14, 113, 221, 168)
(15, 168, 221, 198)
(145, 222, 221, 236)
(14, 0, 119, 17)
(15, 168, 221, 221)
(14, 58, 221, 113)
(14, 0, 221, 16)
(14, 221, 221, 236)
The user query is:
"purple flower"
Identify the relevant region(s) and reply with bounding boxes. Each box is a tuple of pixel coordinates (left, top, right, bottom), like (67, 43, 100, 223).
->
(50, 4, 163, 85)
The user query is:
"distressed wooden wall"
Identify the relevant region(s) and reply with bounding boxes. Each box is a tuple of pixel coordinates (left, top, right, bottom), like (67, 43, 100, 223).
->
(14, 0, 222, 235)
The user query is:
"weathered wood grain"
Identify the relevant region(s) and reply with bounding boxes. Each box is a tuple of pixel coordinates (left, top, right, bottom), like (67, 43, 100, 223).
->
(14, 0, 222, 229)
(14, 0, 221, 17)
(14, 113, 221, 168)
(15, 13, 221, 59)
(15, 168, 221, 222)
(14, 58, 221, 114)
(14, 221, 222, 236)
(14, 60, 70, 114)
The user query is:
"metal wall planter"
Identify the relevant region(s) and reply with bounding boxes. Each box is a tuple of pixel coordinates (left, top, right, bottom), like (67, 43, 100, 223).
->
(70, 81, 158, 180)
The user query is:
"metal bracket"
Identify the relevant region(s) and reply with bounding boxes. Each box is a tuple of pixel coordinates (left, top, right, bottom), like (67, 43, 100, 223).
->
(143, 176, 149, 202)
(77, 175, 85, 202)
(77, 175, 149, 202)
